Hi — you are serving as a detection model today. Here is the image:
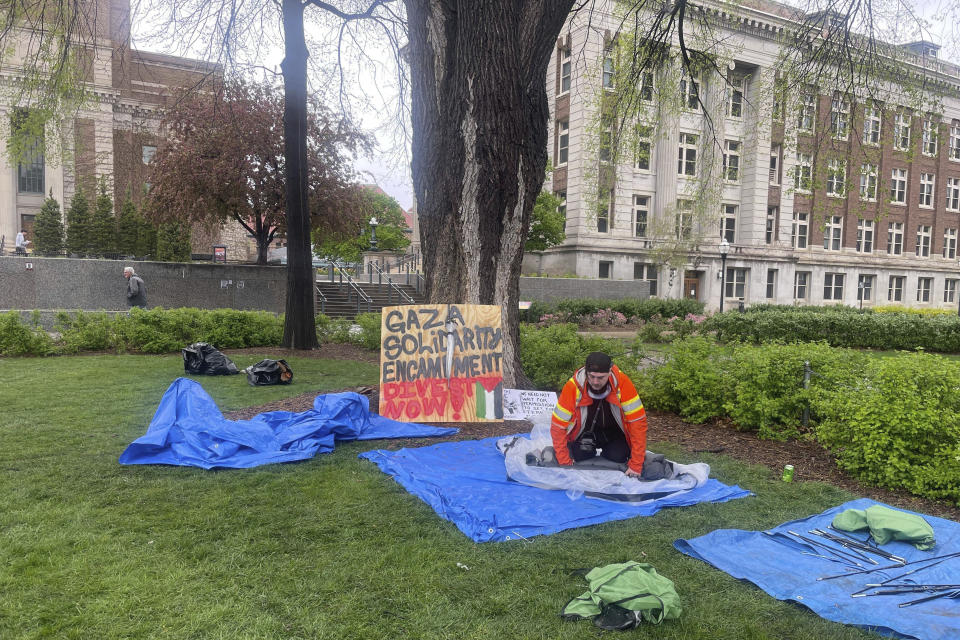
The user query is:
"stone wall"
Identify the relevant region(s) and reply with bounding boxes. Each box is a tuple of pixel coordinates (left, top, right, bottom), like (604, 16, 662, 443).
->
(519, 276, 650, 302)
(0, 257, 287, 312)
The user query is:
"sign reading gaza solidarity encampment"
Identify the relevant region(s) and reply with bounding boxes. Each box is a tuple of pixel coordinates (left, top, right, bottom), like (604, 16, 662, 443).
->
(378, 304, 504, 423)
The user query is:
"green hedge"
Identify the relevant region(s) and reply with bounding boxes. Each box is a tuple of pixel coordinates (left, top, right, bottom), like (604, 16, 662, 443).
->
(705, 307, 960, 352)
(525, 298, 704, 324)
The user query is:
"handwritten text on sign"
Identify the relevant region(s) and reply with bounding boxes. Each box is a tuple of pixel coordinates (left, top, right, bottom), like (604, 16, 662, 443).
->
(379, 304, 504, 422)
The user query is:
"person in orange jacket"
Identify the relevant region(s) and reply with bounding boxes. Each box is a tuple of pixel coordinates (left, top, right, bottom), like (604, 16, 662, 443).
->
(550, 352, 648, 477)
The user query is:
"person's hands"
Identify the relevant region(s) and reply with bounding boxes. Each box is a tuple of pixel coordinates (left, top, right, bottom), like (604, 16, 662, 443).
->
(624, 467, 643, 479)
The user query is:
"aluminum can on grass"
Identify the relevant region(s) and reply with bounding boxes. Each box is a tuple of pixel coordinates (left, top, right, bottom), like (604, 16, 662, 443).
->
(782, 464, 795, 482)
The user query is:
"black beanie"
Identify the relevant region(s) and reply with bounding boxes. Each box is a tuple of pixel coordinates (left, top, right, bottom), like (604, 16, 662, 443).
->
(585, 352, 612, 373)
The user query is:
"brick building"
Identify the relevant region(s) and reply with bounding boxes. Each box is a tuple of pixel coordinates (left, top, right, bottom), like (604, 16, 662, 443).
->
(530, 0, 960, 311)
(0, 0, 218, 253)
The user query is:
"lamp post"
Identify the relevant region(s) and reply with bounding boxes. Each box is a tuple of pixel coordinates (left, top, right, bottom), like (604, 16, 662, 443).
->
(369, 216, 379, 250)
(719, 239, 730, 313)
(858, 279, 864, 311)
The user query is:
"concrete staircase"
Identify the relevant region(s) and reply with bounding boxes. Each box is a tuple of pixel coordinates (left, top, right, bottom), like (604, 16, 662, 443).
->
(316, 278, 427, 318)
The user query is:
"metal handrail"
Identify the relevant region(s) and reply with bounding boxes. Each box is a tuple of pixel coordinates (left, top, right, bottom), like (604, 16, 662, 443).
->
(314, 283, 327, 315)
(333, 265, 372, 314)
(387, 278, 415, 305)
(369, 261, 415, 305)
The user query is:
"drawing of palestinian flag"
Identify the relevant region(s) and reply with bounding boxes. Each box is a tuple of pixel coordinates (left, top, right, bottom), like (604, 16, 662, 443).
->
(475, 378, 504, 420)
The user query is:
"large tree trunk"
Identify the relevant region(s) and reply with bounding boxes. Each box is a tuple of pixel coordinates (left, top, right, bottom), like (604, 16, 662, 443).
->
(404, 0, 574, 387)
(280, 0, 319, 348)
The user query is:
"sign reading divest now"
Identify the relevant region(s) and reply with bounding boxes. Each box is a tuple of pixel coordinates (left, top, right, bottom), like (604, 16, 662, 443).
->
(378, 304, 504, 423)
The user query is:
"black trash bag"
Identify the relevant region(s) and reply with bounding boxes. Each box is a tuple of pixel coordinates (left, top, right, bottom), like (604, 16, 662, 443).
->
(244, 359, 293, 386)
(182, 342, 240, 375)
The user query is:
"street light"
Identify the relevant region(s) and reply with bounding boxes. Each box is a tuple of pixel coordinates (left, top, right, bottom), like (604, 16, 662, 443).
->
(857, 279, 864, 311)
(719, 239, 730, 313)
(369, 216, 379, 250)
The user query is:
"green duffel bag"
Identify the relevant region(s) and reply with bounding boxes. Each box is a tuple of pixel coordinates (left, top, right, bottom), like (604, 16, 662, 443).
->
(561, 561, 681, 631)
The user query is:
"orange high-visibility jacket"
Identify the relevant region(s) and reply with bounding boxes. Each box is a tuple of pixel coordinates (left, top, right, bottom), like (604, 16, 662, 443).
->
(550, 365, 648, 472)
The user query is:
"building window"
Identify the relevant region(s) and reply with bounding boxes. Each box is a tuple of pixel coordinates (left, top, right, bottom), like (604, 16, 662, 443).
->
(794, 152, 812, 192)
(597, 192, 612, 233)
(890, 168, 907, 204)
(17, 140, 44, 194)
(633, 195, 649, 237)
(823, 215, 842, 251)
(794, 271, 810, 300)
(766, 206, 779, 244)
(856, 219, 874, 253)
(556, 120, 569, 166)
(721, 204, 737, 243)
(635, 124, 652, 171)
(945, 279, 958, 303)
(599, 261, 613, 279)
(894, 112, 911, 151)
(675, 199, 693, 240)
(602, 54, 614, 89)
(863, 105, 881, 145)
(919, 173, 935, 208)
(634, 263, 657, 295)
(556, 191, 567, 232)
(677, 133, 698, 176)
(798, 93, 815, 132)
(826, 160, 846, 197)
(639, 71, 654, 102)
(950, 124, 960, 161)
(559, 48, 571, 94)
(726, 75, 744, 118)
(680, 74, 700, 110)
(723, 140, 741, 182)
(142, 145, 157, 165)
(858, 274, 874, 302)
(725, 267, 746, 299)
(824, 273, 845, 301)
(769, 145, 781, 185)
(947, 178, 960, 212)
(598, 124, 613, 164)
(888, 275, 905, 302)
(922, 118, 938, 156)
(945, 228, 957, 259)
(831, 96, 849, 140)
(917, 277, 932, 302)
(916, 224, 931, 257)
(860, 164, 878, 201)
(766, 269, 777, 299)
(887, 222, 904, 255)
(792, 211, 809, 249)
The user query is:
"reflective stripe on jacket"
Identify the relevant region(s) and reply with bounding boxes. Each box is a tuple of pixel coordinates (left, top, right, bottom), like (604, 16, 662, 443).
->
(550, 365, 648, 472)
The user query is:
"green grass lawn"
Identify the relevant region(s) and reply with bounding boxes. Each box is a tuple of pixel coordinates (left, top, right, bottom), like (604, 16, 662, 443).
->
(0, 354, 887, 639)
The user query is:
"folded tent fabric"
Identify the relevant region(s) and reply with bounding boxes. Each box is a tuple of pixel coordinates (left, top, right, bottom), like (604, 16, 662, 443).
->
(119, 377, 457, 469)
(561, 561, 682, 626)
(833, 504, 936, 550)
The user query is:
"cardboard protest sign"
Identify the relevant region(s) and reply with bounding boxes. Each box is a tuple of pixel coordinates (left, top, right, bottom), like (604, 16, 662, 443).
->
(502, 389, 558, 420)
(379, 304, 504, 423)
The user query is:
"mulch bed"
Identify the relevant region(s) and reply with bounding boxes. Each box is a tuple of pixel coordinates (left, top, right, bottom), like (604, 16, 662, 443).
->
(222, 343, 960, 522)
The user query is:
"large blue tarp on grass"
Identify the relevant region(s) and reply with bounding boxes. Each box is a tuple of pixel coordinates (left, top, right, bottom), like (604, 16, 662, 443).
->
(359, 436, 751, 542)
(119, 378, 457, 469)
(674, 498, 960, 640)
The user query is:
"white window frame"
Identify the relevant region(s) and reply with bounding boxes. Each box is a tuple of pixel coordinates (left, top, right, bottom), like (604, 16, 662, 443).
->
(890, 168, 907, 204)
(677, 132, 698, 176)
(916, 224, 931, 258)
(944, 228, 957, 259)
(726, 75, 744, 119)
(917, 277, 933, 303)
(675, 199, 693, 240)
(950, 124, 960, 161)
(947, 178, 960, 212)
(887, 222, 904, 255)
(946, 279, 958, 304)
(863, 105, 881, 145)
(831, 97, 849, 140)
(823, 215, 843, 251)
(919, 173, 935, 208)
(857, 274, 874, 302)
(725, 267, 747, 299)
(559, 48, 571, 95)
(860, 164, 878, 201)
(894, 112, 911, 151)
(680, 74, 700, 111)
(769, 145, 781, 185)
(922, 118, 939, 156)
(824, 273, 845, 301)
(794, 271, 810, 300)
(888, 275, 905, 302)
(798, 93, 815, 132)
(723, 140, 741, 182)
(766, 268, 777, 299)
(633, 194, 649, 238)
(556, 120, 569, 166)
(826, 160, 846, 197)
(602, 54, 614, 90)
(721, 203, 737, 243)
(794, 152, 812, 193)
(639, 71, 655, 102)
(634, 124, 652, 171)
(792, 211, 809, 249)
(856, 219, 874, 253)
(766, 206, 778, 244)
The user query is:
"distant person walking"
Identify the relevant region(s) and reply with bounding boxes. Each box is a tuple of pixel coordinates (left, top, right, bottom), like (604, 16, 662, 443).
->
(15, 230, 29, 256)
(124, 266, 147, 308)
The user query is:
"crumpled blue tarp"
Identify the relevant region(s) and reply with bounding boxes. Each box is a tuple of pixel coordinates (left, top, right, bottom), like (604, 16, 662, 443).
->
(119, 377, 457, 469)
(674, 498, 960, 640)
(359, 436, 751, 542)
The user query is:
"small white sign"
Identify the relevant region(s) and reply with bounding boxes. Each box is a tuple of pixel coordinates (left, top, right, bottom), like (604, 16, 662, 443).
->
(25, 262, 33, 270)
(502, 389, 558, 420)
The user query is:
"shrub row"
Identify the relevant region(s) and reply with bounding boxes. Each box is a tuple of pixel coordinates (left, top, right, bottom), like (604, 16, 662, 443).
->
(636, 336, 960, 504)
(525, 297, 705, 325)
(705, 307, 960, 352)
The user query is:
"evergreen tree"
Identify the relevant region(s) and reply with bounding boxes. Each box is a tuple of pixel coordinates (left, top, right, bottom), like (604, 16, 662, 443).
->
(155, 221, 192, 262)
(32, 190, 64, 255)
(116, 197, 140, 256)
(90, 178, 117, 256)
(137, 218, 158, 259)
(64, 188, 91, 257)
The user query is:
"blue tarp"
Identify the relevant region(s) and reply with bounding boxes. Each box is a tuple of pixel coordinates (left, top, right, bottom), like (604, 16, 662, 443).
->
(674, 498, 960, 640)
(119, 378, 458, 469)
(360, 436, 751, 542)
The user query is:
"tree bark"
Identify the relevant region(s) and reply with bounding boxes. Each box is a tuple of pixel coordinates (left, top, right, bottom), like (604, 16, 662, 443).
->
(280, 0, 319, 348)
(404, 0, 573, 387)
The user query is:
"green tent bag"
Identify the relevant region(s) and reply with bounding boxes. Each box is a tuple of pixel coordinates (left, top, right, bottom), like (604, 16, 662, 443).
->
(561, 561, 681, 630)
(832, 505, 935, 550)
